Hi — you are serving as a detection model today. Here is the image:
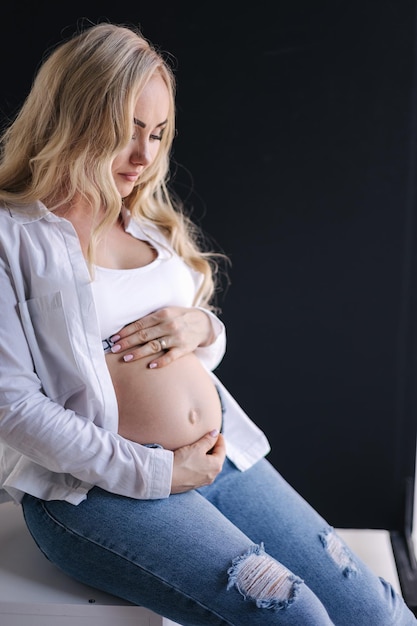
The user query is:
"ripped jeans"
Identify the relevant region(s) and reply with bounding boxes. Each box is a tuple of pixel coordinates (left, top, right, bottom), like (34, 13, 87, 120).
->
(22, 457, 416, 626)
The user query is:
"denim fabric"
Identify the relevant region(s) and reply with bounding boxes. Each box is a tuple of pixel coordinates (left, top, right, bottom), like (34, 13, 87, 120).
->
(22, 458, 416, 626)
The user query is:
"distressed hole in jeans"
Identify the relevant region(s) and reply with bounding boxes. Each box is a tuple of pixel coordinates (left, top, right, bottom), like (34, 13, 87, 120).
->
(319, 527, 358, 578)
(227, 543, 303, 610)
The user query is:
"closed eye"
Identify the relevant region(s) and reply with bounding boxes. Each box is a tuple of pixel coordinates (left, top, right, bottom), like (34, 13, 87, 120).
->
(132, 117, 167, 143)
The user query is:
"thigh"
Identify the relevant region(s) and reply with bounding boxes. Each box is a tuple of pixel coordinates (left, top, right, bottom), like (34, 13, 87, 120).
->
(199, 457, 331, 562)
(22, 486, 332, 626)
(199, 458, 416, 626)
(22, 487, 248, 599)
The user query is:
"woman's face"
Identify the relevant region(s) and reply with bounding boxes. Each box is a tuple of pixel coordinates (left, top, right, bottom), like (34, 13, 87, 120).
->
(111, 73, 170, 198)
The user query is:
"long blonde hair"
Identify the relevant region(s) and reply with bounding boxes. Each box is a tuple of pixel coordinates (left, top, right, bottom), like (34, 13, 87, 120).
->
(0, 21, 227, 308)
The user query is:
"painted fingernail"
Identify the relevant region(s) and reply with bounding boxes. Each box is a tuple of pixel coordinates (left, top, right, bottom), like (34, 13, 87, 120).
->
(110, 334, 120, 342)
(123, 354, 133, 362)
(148, 362, 158, 369)
(111, 344, 121, 353)
(209, 429, 219, 437)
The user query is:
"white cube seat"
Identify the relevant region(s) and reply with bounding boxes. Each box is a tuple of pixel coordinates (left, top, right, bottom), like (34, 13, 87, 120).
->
(0, 500, 180, 626)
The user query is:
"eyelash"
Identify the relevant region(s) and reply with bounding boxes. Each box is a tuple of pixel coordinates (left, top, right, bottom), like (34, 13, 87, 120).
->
(131, 132, 164, 141)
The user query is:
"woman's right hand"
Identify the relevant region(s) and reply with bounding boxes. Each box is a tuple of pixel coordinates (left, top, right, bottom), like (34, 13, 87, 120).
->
(171, 430, 226, 494)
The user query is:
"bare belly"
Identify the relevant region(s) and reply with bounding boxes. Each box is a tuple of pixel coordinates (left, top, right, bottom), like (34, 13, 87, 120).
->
(106, 350, 222, 450)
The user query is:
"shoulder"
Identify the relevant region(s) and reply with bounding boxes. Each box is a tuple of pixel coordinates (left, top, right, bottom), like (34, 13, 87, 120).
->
(0, 200, 50, 225)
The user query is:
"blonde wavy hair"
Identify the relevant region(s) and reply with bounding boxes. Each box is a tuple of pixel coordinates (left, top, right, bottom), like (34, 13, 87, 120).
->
(0, 21, 226, 309)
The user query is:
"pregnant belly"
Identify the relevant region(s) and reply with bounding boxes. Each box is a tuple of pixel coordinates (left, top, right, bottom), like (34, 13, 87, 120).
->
(106, 350, 222, 450)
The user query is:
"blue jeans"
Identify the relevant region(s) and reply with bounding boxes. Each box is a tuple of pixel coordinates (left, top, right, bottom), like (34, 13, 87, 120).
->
(22, 457, 416, 625)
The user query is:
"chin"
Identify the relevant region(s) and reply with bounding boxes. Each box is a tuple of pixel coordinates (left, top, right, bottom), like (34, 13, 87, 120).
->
(116, 184, 135, 197)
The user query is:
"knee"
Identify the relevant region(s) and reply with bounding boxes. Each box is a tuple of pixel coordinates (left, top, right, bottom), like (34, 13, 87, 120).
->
(227, 543, 302, 610)
(318, 527, 358, 577)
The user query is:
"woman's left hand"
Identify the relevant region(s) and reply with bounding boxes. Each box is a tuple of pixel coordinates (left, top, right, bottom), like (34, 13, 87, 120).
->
(108, 306, 215, 368)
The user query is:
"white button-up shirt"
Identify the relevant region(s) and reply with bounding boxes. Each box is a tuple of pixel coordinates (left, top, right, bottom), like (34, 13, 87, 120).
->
(0, 201, 270, 504)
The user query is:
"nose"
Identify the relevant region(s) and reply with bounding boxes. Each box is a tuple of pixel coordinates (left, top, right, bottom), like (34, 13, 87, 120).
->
(130, 139, 151, 167)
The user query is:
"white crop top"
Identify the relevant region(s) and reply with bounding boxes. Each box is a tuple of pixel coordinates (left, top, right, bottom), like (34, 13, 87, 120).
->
(91, 233, 200, 342)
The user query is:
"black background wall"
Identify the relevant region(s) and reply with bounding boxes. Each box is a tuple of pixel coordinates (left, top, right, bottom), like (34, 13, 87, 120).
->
(1, 1, 417, 531)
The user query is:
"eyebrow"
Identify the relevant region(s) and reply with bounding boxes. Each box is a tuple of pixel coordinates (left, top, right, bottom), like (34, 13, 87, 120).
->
(133, 117, 168, 128)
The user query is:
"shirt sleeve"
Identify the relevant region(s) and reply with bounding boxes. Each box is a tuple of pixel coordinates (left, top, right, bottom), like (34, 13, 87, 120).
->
(193, 307, 226, 371)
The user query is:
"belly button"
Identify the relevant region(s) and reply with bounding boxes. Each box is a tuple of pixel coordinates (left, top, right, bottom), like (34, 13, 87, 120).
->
(188, 409, 199, 424)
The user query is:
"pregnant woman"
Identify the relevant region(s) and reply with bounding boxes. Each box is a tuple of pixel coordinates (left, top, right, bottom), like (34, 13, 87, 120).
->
(0, 20, 415, 626)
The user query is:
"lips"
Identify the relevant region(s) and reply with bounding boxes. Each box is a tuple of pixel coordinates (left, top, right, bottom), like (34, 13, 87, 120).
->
(120, 173, 140, 182)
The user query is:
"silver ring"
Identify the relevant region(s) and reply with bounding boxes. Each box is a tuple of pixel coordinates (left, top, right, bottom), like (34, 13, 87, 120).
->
(159, 338, 167, 350)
